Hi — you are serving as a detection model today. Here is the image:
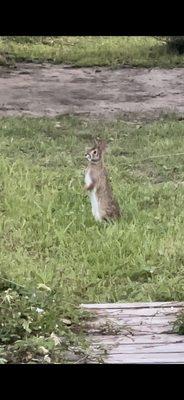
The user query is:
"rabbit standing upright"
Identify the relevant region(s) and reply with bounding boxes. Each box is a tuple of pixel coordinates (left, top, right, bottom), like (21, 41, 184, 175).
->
(84, 139, 121, 222)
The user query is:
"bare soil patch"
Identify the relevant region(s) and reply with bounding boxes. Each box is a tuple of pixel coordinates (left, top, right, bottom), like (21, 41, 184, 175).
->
(0, 63, 184, 120)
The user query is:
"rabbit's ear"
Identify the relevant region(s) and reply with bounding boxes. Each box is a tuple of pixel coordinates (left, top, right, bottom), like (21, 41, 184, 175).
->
(94, 137, 99, 147)
(98, 139, 107, 152)
(94, 138, 107, 152)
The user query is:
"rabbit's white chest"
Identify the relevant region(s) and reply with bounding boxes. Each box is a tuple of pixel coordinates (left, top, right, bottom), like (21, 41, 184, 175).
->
(85, 170, 92, 187)
(85, 170, 101, 221)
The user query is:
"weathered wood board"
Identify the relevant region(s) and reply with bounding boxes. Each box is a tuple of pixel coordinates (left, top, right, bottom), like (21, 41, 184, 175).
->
(81, 302, 184, 364)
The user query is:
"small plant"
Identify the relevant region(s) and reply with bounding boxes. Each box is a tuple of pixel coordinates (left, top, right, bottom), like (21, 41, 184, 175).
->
(0, 271, 89, 363)
(173, 311, 184, 335)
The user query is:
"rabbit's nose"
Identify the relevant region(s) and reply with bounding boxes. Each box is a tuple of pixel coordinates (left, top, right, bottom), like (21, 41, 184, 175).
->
(85, 153, 91, 161)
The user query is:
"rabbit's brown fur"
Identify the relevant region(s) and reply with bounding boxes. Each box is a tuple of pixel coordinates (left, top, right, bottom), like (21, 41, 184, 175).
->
(84, 139, 121, 221)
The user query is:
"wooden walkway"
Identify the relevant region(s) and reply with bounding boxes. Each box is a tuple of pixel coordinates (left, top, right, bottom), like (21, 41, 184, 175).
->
(81, 301, 184, 364)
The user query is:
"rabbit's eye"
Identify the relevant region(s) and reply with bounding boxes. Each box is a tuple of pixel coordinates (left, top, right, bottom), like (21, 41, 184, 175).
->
(93, 150, 97, 155)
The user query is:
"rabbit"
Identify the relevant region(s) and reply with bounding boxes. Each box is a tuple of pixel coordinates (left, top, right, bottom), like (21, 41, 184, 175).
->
(84, 138, 121, 222)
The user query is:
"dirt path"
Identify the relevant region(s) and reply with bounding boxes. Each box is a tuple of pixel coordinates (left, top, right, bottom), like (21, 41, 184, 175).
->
(0, 63, 184, 120)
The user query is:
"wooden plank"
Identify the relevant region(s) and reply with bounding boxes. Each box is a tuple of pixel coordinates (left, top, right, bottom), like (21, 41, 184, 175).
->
(87, 315, 176, 326)
(82, 301, 184, 364)
(88, 334, 184, 345)
(89, 307, 183, 317)
(92, 343, 184, 355)
(81, 301, 184, 309)
(105, 352, 184, 364)
(88, 315, 176, 323)
(88, 324, 173, 335)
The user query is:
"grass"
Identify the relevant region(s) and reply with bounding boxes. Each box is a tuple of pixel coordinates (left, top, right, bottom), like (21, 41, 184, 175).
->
(1, 36, 184, 67)
(1, 114, 184, 362)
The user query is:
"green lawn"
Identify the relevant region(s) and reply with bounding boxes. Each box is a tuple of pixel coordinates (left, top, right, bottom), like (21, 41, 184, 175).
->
(1, 36, 184, 67)
(1, 115, 184, 363)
